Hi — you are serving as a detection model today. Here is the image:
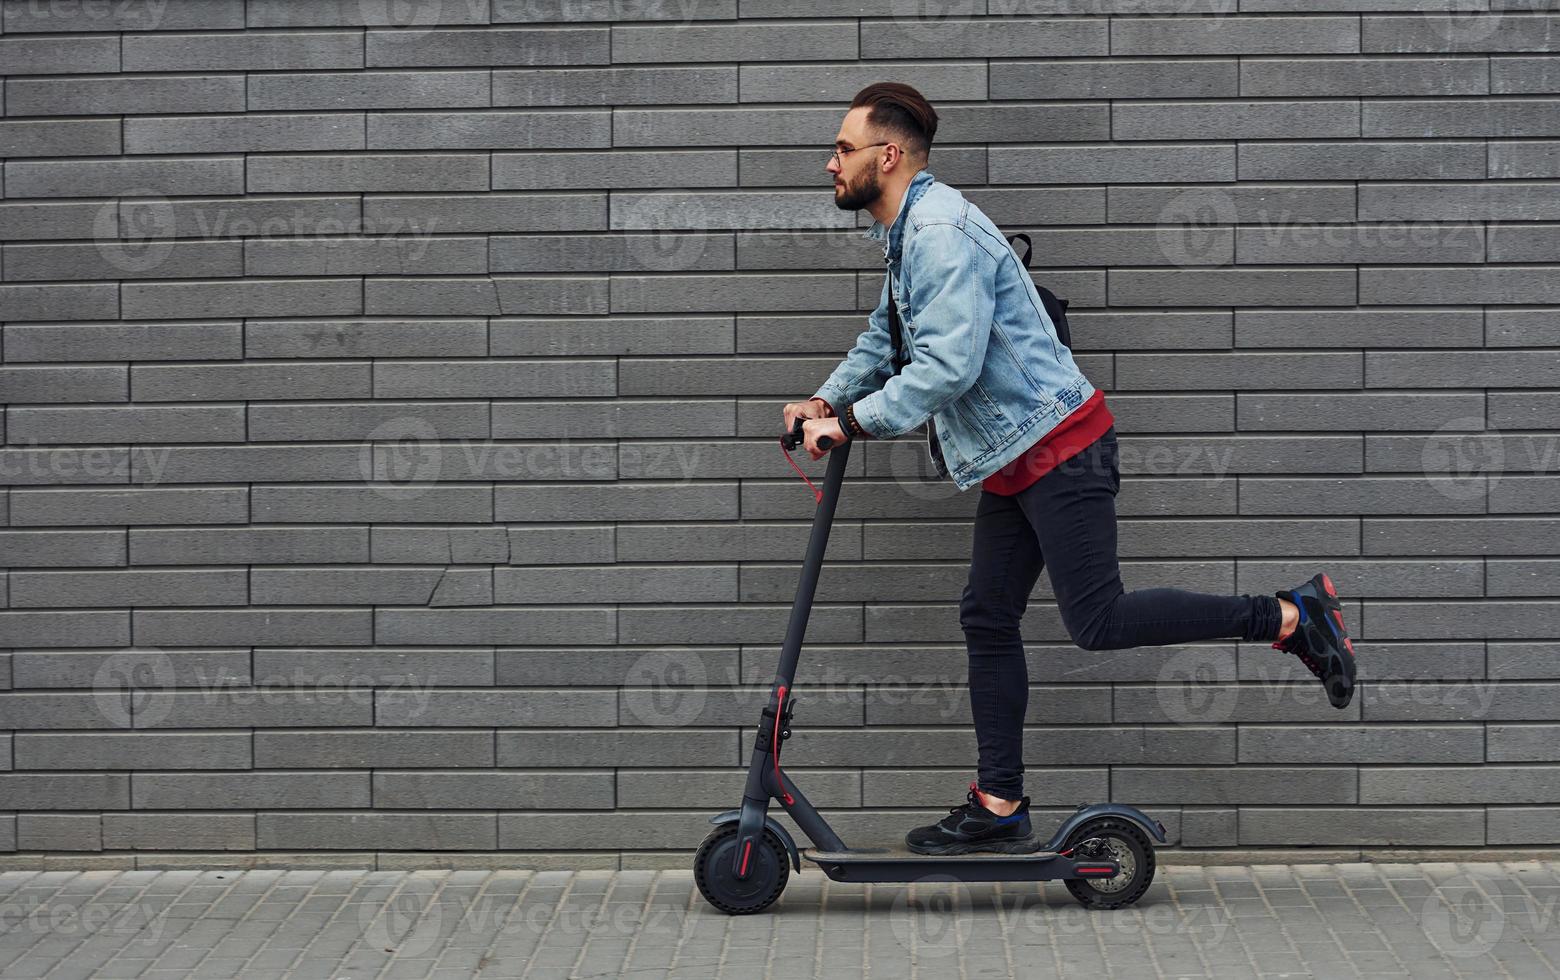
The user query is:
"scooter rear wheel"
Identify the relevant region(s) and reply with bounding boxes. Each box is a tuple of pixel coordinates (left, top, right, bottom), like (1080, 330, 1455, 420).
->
(693, 824, 790, 915)
(1062, 817, 1156, 910)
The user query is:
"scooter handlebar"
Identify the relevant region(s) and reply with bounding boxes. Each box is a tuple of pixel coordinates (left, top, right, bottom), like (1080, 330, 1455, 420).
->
(781, 415, 834, 452)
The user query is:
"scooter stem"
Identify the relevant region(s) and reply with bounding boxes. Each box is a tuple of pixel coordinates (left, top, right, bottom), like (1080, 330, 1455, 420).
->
(773, 434, 850, 693)
(730, 435, 854, 876)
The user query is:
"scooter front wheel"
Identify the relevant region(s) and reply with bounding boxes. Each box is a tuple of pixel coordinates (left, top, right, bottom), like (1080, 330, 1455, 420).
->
(693, 824, 790, 915)
(1062, 817, 1156, 910)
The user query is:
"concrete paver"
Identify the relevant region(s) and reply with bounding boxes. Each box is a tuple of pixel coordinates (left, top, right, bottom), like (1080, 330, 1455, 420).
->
(0, 862, 1558, 978)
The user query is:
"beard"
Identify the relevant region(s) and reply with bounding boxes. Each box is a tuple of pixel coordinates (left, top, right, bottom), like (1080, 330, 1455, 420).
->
(832, 166, 882, 212)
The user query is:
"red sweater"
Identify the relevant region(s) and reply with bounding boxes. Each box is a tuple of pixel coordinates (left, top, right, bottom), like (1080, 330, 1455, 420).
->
(981, 390, 1114, 495)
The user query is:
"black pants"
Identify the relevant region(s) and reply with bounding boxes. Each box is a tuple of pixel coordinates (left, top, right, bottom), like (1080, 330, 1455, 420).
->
(960, 425, 1282, 800)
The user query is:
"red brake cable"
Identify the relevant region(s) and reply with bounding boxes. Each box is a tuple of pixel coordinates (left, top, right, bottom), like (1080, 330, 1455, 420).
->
(780, 435, 823, 504)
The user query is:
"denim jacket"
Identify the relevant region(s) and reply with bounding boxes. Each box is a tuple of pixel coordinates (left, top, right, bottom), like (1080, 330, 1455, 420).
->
(811, 167, 1097, 492)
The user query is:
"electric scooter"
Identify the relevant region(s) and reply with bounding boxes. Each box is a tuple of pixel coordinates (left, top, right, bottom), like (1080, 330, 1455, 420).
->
(693, 415, 1168, 915)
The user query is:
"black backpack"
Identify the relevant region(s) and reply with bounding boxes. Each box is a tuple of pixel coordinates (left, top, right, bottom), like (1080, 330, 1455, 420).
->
(885, 231, 1073, 374)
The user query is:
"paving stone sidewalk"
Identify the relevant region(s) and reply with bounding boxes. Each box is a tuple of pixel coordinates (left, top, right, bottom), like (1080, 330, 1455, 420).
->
(1, 861, 1558, 979)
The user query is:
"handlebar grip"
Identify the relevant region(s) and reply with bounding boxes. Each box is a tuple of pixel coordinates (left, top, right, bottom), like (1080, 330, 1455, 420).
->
(782, 414, 838, 451)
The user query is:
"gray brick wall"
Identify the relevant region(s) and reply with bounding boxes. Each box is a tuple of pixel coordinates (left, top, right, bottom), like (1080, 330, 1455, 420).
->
(2, 1, 1559, 864)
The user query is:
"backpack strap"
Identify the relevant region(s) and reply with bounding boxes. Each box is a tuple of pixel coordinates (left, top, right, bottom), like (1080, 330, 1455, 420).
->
(1036, 284, 1073, 350)
(1008, 232, 1032, 269)
(885, 231, 1065, 374)
(887, 291, 907, 376)
(1011, 232, 1075, 349)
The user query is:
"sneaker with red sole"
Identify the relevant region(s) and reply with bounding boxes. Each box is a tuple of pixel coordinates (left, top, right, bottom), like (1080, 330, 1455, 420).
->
(1273, 572, 1356, 709)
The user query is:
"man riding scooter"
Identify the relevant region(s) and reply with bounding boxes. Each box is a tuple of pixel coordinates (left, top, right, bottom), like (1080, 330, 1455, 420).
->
(782, 81, 1357, 857)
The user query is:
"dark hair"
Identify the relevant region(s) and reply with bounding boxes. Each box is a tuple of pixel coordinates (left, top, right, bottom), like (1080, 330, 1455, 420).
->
(850, 82, 938, 161)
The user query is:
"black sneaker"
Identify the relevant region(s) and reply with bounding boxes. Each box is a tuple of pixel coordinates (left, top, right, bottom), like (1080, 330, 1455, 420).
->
(1273, 572, 1356, 710)
(905, 781, 1037, 855)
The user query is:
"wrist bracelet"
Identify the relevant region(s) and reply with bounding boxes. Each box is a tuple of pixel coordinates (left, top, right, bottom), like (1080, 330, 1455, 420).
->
(844, 404, 867, 439)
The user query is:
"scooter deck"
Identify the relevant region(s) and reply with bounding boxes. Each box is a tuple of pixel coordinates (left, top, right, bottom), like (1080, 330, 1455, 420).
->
(801, 845, 1118, 883)
(803, 845, 1058, 862)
